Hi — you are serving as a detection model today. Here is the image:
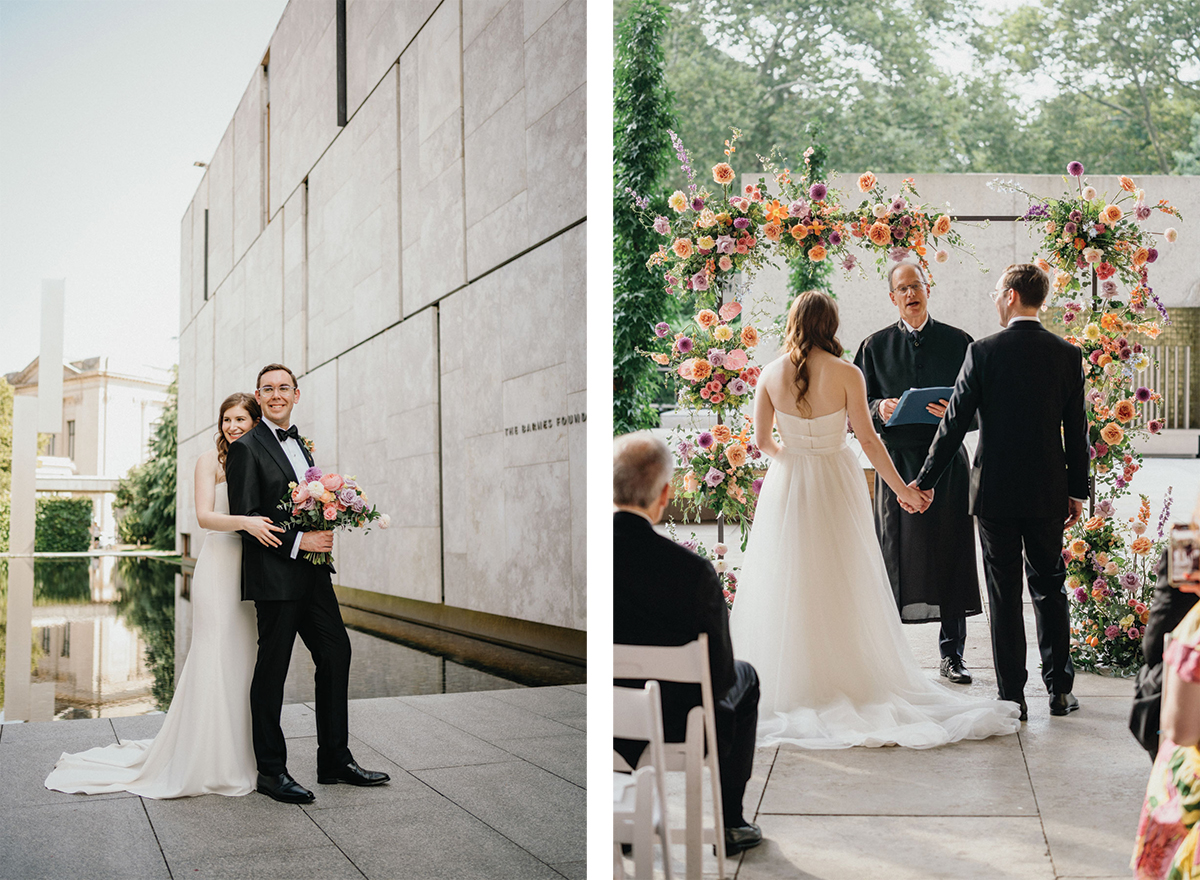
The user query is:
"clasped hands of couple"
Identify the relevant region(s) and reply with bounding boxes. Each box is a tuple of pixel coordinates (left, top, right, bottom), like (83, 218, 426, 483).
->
(879, 394, 947, 516)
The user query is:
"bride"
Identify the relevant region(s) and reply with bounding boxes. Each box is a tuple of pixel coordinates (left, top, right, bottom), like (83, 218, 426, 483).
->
(45, 393, 284, 797)
(728, 290, 1020, 749)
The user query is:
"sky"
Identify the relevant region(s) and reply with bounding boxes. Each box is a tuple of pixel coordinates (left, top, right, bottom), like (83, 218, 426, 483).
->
(0, 0, 289, 380)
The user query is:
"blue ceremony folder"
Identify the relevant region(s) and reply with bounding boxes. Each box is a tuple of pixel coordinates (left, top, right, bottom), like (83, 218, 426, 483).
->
(885, 386, 955, 427)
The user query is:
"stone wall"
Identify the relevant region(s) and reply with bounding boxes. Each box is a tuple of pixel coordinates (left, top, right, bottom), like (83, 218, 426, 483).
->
(176, 0, 586, 660)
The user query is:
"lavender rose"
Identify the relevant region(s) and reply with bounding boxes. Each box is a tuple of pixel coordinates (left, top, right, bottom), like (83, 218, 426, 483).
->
(704, 467, 725, 488)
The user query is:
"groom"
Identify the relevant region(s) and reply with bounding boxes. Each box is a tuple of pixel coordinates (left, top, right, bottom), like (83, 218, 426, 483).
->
(913, 265, 1088, 721)
(226, 363, 389, 803)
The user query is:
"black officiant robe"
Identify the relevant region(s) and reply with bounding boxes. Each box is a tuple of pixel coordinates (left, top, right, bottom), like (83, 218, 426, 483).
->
(853, 316, 982, 622)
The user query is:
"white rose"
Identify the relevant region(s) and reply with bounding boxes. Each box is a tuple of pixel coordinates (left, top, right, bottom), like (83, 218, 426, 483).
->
(713, 543, 728, 556)
(1081, 247, 1102, 264)
(714, 559, 727, 573)
(378, 513, 391, 529)
(1104, 561, 1119, 575)
(872, 203, 887, 218)
(307, 481, 325, 497)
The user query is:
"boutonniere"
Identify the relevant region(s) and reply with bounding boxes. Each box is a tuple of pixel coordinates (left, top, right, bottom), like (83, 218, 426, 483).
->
(302, 437, 315, 455)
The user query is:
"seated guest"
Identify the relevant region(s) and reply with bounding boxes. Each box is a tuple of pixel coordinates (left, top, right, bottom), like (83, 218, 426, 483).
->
(1133, 490, 1200, 879)
(613, 432, 762, 855)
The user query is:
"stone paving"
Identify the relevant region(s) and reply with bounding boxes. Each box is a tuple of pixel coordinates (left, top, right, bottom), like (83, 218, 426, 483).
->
(0, 685, 586, 880)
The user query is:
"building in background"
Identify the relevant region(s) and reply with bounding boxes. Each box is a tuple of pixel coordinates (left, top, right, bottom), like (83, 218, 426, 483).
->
(176, 1, 586, 670)
(6, 355, 172, 548)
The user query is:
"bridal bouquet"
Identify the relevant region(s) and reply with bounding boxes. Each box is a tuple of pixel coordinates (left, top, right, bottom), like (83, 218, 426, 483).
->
(631, 129, 774, 305)
(278, 467, 389, 565)
(1067, 491, 1172, 674)
(639, 300, 762, 415)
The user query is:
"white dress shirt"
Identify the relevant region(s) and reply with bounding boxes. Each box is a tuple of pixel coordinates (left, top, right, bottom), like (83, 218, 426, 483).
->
(269, 424, 308, 559)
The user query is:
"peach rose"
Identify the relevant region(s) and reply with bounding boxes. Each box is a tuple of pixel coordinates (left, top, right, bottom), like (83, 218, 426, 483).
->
(868, 221, 892, 246)
(857, 172, 877, 192)
(1119, 176, 1136, 192)
(1069, 538, 1089, 558)
(712, 424, 733, 444)
(725, 442, 748, 467)
(740, 326, 759, 348)
(668, 191, 687, 213)
(932, 215, 951, 236)
(691, 359, 712, 380)
(698, 208, 716, 228)
(1100, 422, 1124, 445)
(1132, 246, 1149, 267)
(1036, 258, 1052, 273)
(718, 255, 733, 271)
(683, 471, 701, 493)
(672, 238, 694, 259)
(1084, 516, 1105, 531)
(808, 244, 827, 262)
(1131, 536, 1153, 556)
(712, 163, 735, 186)
(696, 309, 719, 329)
(763, 222, 782, 242)
(1114, 399, 1136, 422)
(1101, 204, 1123, 225)
(790, 223, 809, 241)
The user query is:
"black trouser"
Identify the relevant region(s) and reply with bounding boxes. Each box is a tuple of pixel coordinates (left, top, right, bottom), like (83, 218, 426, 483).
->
(715, 660, 760, 827)
(251, 579, 353, 776)
(614, 660, 760, 828)
(939, 616, 967, 661)
(976, 516, 1074, 702)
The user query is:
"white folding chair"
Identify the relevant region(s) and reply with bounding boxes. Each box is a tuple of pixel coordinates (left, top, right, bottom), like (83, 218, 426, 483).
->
(614, 635, 726, 880)
(613, 682, 675, 880)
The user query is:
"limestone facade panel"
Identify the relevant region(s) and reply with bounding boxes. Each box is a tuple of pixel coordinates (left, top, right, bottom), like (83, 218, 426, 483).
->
(344, 0, 439, 117)
(231, 68, 265, 265)
(206, 123, 236, 293)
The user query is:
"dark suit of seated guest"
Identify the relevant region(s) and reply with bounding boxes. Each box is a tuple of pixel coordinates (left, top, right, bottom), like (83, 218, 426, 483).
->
(612, 431, 763, 855)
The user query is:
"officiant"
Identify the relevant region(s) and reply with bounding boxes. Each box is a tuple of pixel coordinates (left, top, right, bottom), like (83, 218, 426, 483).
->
(853, 261, 982, 685)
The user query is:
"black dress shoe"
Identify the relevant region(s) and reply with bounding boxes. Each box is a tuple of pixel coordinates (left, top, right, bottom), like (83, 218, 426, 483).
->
(939, 656, 972, 685)
(1017, 700, 1028, 722)
(724, 822, 763, 855)
(256, 772, 315, 804)
(317, 760, 391, 786)
(1049, 693, 1080, 716)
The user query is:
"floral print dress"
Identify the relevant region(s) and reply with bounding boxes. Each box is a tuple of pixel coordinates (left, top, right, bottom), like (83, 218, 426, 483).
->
(1134, 602, 1200, 879)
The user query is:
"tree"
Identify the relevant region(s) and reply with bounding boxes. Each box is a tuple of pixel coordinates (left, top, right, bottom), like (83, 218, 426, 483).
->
(1174, 113, 1200, 174)
(113, 369, 177, 550)
(614, 0, 677, 433)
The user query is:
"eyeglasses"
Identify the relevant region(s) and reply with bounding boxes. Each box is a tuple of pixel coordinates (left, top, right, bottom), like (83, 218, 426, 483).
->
(258, 385, 294, 396)
(891, 283, 926, 295)
(990, 286, 1009, 303)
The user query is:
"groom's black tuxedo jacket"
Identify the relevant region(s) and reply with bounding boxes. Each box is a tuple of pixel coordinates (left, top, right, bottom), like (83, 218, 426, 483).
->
(226, 420, 333, 602)
(915, 320, 1089, 519)
(614, 511, 735, 742)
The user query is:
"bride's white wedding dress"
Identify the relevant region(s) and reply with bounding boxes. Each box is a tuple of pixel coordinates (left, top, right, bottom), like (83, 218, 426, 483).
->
(728, 408, 1021, 749)
(45, 482, 258, 797)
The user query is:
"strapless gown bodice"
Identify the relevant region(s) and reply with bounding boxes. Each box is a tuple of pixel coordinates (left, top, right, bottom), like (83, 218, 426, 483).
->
(772, 408, 848, 455)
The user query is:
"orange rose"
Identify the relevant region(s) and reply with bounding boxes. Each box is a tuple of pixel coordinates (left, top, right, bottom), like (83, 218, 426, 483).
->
(1084, 516, 1105, 531)
(691, 359, 712, 381)
(712, 163, 735, 186)
(672, 238, 693, 259)
(763, 222, 782, 242)
(1114, 399, 1136, 422)
(1100, 422, 1124, 445)
(725, 442, 747, 467)
(1131, 536, 1153, 556)
(1101, 204, 1123, 225)
(1036, 258, 1052, 273)
(1119, 176, 1136, 192)
(789, 223, 809, 241)
(1133, 246, 1149, 267)
(1097, 353, 1112, 367)
(808, 244, 827, 262)
(857, 172, 877, 192)
(695, 309, 718, 329)
(932, 215, 951, 236)
(868, 221, 892, 246)
(740, 326, 759, 348)
(712, 424, 733, 444)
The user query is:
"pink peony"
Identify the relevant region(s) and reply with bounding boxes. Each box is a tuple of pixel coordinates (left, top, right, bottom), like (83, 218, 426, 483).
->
(292, 483, 310, 503)
(320, 473, 344, 492)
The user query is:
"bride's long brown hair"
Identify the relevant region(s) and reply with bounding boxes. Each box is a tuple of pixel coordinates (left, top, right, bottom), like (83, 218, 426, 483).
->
(783, 290, 843, 416)
(215, 393, 262, 471)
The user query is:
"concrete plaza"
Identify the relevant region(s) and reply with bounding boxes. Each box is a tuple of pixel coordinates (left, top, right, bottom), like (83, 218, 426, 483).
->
(0, 685, 585, 880)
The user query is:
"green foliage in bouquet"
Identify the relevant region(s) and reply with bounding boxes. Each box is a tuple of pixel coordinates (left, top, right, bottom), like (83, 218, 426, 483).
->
(672, 418, 764, 549)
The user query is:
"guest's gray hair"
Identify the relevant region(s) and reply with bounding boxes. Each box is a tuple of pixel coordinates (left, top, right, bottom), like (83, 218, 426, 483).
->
(613, 432, 674, 509)
(887, 261, 928, 291)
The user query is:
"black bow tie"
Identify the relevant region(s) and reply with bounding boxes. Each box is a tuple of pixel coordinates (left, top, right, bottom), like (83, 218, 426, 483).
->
(276, 425, 300, 442)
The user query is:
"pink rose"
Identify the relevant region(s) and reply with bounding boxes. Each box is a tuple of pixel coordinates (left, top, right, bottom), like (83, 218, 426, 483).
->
(320, 473, 344, 491)
(323, 505, 338, 521)
(291, 483, 310, 503)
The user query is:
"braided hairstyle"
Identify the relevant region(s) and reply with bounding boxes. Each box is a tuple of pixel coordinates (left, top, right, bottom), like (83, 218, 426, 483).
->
(215, 392, 262, 471)
(783, 290, 843, 416)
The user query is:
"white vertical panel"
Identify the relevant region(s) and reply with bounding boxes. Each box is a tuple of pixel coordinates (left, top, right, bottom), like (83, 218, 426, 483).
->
(38, 281, 65, 435)
(3, 396, 39, 721)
